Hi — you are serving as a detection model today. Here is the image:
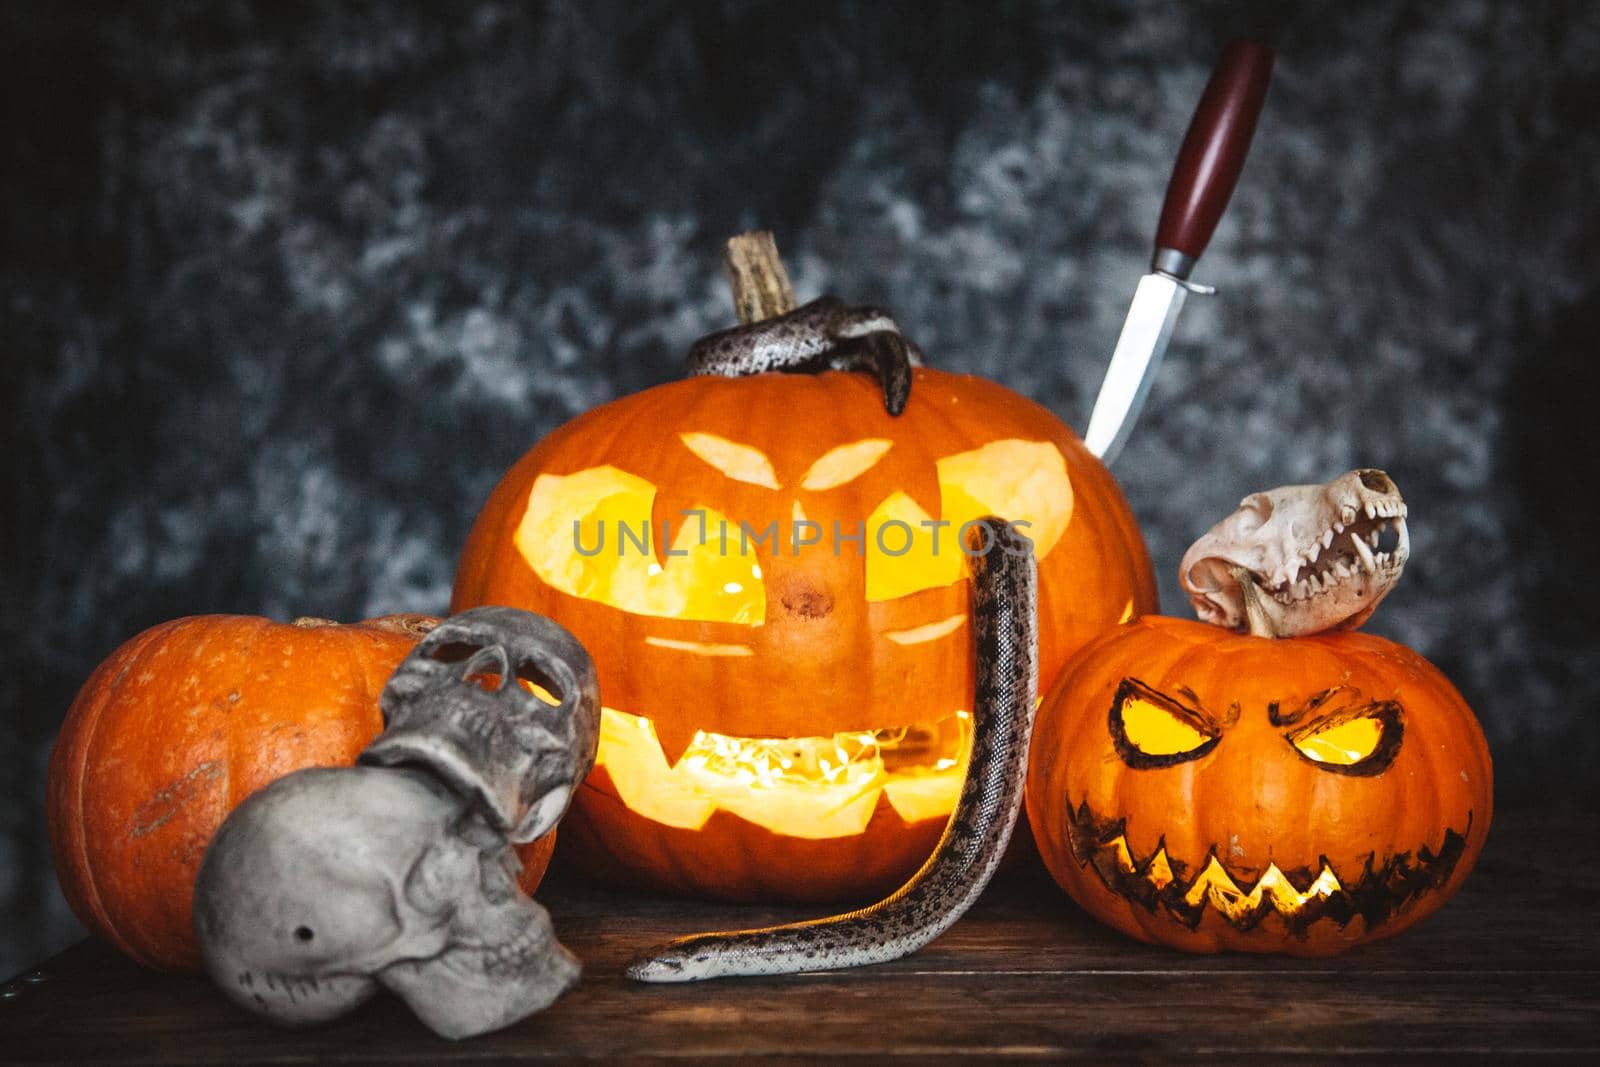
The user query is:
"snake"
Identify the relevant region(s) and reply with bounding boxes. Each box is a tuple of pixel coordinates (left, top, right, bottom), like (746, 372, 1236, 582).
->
(686, 296, 924, 415)
(625, 517, 1038, 982)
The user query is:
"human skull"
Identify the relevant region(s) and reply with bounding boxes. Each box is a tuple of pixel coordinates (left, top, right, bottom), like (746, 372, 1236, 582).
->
(362, 606, 600, 843)
(1179, 469, 1410, 636)
(193, 765, 580, 1040)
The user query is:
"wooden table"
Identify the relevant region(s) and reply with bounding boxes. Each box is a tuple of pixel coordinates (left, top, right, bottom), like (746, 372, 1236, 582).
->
(4, 812, 1597, 1061)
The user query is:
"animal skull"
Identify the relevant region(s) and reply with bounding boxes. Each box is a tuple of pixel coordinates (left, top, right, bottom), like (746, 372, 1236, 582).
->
(193, 765, 580, 1040)
(362, 606, 600, 843)
(1179, 469, 1409, 636)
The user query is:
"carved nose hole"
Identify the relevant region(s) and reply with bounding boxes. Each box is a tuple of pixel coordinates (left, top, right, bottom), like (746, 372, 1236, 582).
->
(1358, 470, 1393, 493)
(294, 926, 314, 943)
(777, 575, 834, 620)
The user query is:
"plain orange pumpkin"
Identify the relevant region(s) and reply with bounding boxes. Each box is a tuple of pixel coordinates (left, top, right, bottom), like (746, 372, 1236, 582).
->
(1026, 614, 1493, 955)
(47, 613, 558, 970)
(453, 366, 1157, 901)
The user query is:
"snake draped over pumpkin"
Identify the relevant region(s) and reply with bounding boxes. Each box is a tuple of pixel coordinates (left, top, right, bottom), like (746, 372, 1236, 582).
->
(687, 296, 924, 416)
(626, 517, 1038, 981)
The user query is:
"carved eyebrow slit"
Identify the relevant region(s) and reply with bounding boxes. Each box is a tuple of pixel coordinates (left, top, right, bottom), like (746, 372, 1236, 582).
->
(1110, 678, 1222, 770)
(800, 439, 894, 491)
(678, 433, 781, 489)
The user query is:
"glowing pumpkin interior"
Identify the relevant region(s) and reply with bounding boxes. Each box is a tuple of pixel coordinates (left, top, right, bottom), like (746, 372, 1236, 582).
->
(511, 432, 1074, 836)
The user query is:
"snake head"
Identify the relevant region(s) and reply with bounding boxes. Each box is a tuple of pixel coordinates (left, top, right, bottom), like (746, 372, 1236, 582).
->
(623, 947, 694, 983)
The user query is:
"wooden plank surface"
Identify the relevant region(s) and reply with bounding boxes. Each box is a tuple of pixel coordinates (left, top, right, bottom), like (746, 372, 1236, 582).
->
(3, 812, 1598, 1061)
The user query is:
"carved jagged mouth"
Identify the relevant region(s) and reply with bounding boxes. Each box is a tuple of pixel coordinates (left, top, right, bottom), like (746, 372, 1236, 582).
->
(1265, 503, 1409, 605)
(1066, 800, 1467, 936)
(592, 707, 971, 836)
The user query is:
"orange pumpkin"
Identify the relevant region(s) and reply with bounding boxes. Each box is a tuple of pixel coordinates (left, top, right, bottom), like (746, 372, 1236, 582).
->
(47, 613, 558, 970)
(453, 366, 1156, 901)
(1026, 614, 1493, 955)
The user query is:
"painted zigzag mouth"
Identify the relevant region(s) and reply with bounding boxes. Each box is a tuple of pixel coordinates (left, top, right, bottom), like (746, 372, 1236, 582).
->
(1066, 800, 1468, 936)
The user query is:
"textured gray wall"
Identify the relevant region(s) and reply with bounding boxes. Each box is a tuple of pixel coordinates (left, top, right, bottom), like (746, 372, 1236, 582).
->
(4, 1, 1597, 975)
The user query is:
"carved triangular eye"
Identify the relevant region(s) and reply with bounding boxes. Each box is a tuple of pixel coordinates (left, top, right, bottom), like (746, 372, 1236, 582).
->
(1285, 700, 1403, 776)
(1110, 679, 1221, 769)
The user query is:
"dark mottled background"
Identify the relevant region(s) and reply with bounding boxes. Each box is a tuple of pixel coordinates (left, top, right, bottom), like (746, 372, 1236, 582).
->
(4, 0, 1598, 975)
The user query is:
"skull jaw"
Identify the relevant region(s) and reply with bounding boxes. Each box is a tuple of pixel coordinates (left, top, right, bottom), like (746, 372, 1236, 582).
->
(1186, 557, 1398, 637)
(379, 912, 582, 1040)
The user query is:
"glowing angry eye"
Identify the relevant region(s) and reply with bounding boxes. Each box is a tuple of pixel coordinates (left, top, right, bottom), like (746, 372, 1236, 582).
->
(1286, 701, 1403, 776)
(1109, 679, 1220, 769)
(865, 439, 1074, 601)
(515, 467, 766, 625)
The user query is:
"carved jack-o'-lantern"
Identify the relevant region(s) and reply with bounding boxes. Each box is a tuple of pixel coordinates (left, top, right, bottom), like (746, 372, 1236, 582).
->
(453, 366, 1156, 902)
(1027, 471, 1493, 954)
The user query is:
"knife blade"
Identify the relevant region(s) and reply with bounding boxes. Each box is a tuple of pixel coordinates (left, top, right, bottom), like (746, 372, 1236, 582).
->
(1085, 38, 1274, 465)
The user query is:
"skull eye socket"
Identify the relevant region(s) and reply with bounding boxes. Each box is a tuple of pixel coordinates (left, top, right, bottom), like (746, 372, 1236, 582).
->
(426, 642, 510, 693)
(1286, 701, 1403, 776)
(1235, 491, 1274, 530)
(427, 642, 481, 664)
(404, 840, 475, 918)
(422, 642, 563, 703)
(515, 662, 564, 707)
(428, 641, 502, 692)
(1358, 469, 1394, 493)
(1109, 679, 1220, 769)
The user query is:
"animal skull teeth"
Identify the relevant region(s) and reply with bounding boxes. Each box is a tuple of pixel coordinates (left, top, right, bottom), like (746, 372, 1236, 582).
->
(1267, 515, 1407, 607)
(1179, 470, 1411, 636)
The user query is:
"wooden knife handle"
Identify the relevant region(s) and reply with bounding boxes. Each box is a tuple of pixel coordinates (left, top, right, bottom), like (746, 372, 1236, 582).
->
(1153, 38, 1274, 277)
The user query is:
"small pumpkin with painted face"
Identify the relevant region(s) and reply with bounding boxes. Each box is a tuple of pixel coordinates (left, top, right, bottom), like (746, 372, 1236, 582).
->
(1026, 470, 1492, 955)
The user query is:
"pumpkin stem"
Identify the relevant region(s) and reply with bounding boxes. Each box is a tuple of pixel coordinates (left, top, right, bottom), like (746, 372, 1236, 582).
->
(362, 614, 440, 638)
(724, 231, 798, 324)
(1230, 566, 1284, 639)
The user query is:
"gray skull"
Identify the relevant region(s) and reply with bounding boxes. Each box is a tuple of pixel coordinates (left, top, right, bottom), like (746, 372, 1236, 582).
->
(193, 765, 579, 1040)
(1179, 469, 1410, 636)
(362, 606, 600, 844)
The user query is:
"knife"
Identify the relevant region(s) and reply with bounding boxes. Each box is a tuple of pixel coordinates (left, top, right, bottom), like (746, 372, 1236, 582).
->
(1084, 38, 1274, 465)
